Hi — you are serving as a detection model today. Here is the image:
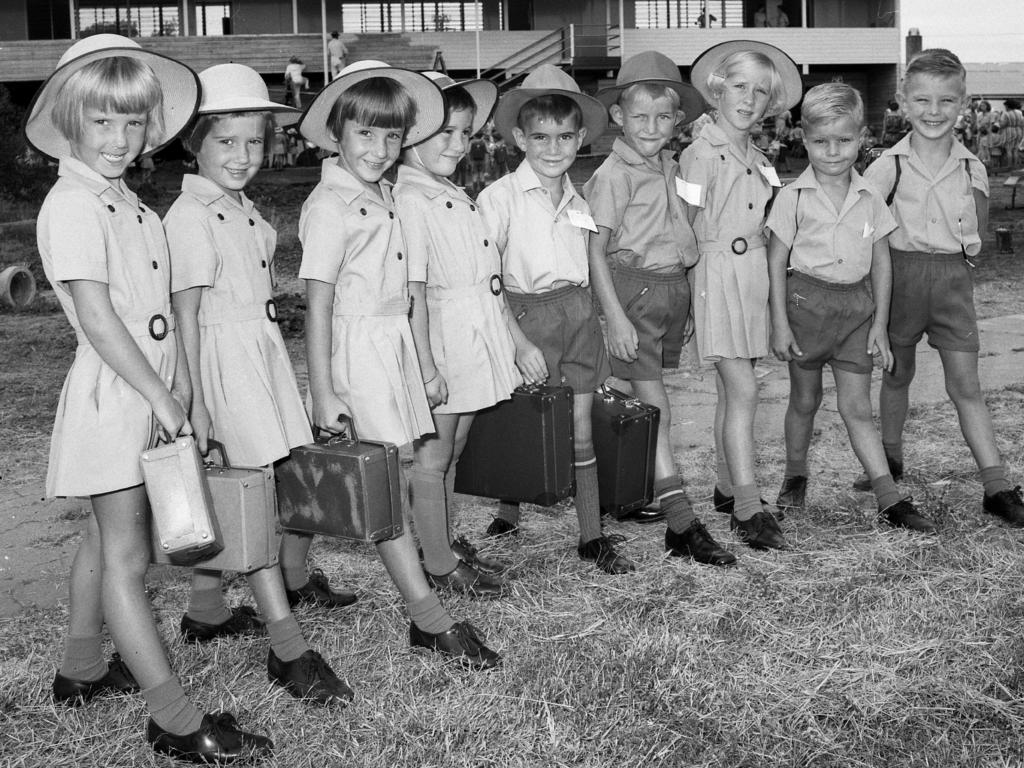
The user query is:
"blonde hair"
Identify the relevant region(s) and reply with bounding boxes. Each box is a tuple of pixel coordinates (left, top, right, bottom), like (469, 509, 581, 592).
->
(51, 56, 164, 146)
(618, 83, 681, 110)
(901, 48, 967, 94)
(800, 83, 864, 129)
(705, 50, 787, 116)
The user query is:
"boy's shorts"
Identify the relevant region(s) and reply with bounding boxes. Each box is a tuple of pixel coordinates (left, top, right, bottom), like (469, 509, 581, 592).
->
(505, 285, 610, 393)
(608, 264, 691, 380)
(787, 271, 874, 374)
(889, 249, 979, 352)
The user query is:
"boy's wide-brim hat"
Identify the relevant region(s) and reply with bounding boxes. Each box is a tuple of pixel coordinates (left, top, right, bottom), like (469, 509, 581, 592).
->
(492, 64, 607, 142)
(418, 71, 497, 138)
(299, 60, 445, 151)
(198, 63, 300, 127)
(597, 50, 705, 125)
(690, 40, 802, 112)
(24, 33, 200, 161)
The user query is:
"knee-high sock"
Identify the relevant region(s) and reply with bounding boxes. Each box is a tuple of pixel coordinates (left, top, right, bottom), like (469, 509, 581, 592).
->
(408, 466, 459, 575)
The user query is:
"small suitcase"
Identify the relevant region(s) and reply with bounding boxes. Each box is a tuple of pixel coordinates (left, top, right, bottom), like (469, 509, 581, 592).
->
(152, 443, 280, 573)
(141, 435, 224, 566)
(275, 420, 403, 542)
(454, 384, 575, 506)
(592, 385, 660, 518)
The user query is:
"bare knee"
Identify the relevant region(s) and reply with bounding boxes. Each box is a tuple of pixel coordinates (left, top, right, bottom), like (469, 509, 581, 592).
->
(838, 394, 873, 425)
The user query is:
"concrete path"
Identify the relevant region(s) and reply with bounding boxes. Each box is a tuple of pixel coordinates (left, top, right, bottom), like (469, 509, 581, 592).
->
(2, 314, 1022, 618)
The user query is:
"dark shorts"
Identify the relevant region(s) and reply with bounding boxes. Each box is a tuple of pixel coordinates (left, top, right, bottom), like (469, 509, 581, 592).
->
(787, 271, 874, 374)
(608, 264, 691, 380)
(506, 285, 610, 393)
(889, 249, 979, 352)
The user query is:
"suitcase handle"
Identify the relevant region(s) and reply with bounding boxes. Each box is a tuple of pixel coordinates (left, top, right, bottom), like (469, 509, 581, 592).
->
(314, 414, 361, 446)
(203, 439, 231, 468)
(598, 384, 642, 409)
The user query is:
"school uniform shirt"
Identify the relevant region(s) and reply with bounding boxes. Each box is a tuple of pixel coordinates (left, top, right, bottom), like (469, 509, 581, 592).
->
(298, 159, 433, 446)
(394, 164, 520, 414)
(766, 165, 897, 284)
(864, 134, 989, 257)
(582, 137, 697, 273)
(678, 121, 778, 361)
(165, 174, 312, 466)
(37, 157, 176, 497)
(476, 160, 591, 294)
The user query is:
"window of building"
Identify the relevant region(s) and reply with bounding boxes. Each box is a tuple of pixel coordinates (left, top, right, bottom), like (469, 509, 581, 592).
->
(634, 0, 745, 28)
(341, 3, 489, 32)
(195, 2, 231, 35)
(76, 0, 180, 36)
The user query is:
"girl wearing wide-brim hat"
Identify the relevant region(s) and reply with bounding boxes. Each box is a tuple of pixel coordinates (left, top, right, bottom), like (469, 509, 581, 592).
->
(678, 40, 802, 553)
(297, 60, 502, 668)
(27, 35, 273, 762)
(166, 62, 353, 707)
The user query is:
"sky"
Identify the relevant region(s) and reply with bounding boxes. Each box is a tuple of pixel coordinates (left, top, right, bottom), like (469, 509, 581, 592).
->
(898, 0, 1024, 63)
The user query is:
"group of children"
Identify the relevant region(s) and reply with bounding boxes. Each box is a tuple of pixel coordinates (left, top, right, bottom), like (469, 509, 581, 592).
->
(27, 31, 1024, 763)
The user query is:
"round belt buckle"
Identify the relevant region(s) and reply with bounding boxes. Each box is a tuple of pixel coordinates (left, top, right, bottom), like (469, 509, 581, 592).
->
(148, 313, 168, 341)
(265, 298, 278, 322)
(731, 237, 748, 255)
(489, 274, 503, 296)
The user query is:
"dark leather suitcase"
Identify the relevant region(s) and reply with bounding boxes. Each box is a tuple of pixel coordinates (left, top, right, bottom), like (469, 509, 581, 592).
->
(275, 422, 404, 542)
(151, 443, 279, 573)
(454, 384, 575, 506)
(592, 385, 660, 518)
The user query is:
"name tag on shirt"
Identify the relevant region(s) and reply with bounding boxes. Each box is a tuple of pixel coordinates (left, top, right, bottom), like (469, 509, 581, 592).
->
(863, 222, 875, 239)
(567, 209, 597, 232)
(758, 165, 782, 187)
(675, 177, 702, 206)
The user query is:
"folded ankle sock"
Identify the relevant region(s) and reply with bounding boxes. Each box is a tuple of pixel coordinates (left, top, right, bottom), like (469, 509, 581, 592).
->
(266, 615, 310, 663)
(732, 484, 761, 522)
(716, 452, 733, 496)
(980, 465, 1012, 495)
(882, 441, 903, 464)
(870, 474, 903, 511)
(497, 501, 521, 526)
(574, 455, 602, 543)
(185, 586, 231, 626)
(59, 633, 107, 681)
(785, 458, 808, 478)
(657, 478, 696, 533)
(408, 466, 459, 576)
(143, 677, 204, 735)
(407, 593, 453, 635)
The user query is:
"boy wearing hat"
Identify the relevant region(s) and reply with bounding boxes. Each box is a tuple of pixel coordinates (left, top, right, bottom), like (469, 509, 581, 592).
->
(584, 51, 735, 566)
(477, 64, 633, 574)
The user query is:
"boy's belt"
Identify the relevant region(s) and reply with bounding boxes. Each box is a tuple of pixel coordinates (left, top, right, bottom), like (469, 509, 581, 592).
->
(699, 235, 766, 255)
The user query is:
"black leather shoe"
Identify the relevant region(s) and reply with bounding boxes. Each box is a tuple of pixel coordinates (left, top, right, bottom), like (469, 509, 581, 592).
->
(148, 712, 274, 764)
(426, 561, 506, 598)
(614, 504, 667, 524)
(180, 606, 264, 644)
(730, 510, 789, 550)
(451, 535, 509, 574)
(409, 620, 501, 669)
(854, 455, 904, 491)
(577, 535, 635, 574)
(268, 649, 353, 706)
(713, 487, 735, 515)
(53, 653, 139, 705)
(880, 498, 936, 533)
(775, 476, 807, 518)
(484, 517, 519, 538)
(286, 568, 358, 609)
(665, 521, 737, 566)
(982, 486, 1024, 527)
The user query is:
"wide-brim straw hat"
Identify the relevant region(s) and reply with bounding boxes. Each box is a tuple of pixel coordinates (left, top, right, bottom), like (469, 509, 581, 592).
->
(597, 50, 705, 125)
(418, 71, 497, 139)
(24, 33, 200, 161)
(298, 60, 445, 151)
(690, 40, 802, 112)
(198, 63, 300, 127)
(492, 64, 607, 143)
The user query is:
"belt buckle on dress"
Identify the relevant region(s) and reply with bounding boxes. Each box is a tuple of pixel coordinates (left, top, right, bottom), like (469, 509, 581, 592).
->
(265, 298, 279, 322)
(489, 274, 503, 296)
(731, 237, 748, 255)
(148, 313, 169, 341)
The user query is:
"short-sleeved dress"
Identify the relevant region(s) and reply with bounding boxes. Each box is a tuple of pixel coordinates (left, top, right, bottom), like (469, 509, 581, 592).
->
(298, 160, 433, 446)
(37, 157, 177, 497)
(679, 121, 777, 362)
(164, 174, 313, 466)
(393, 164, 519, 414)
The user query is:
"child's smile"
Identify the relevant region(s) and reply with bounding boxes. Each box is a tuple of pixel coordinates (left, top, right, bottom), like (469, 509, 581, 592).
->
(335, 120, 403, 186)
(72, 108, 148, 179)
(898, 73, 965, 142)
(514, 114, 585, 184)
(613, 91, 680, 160)
(804, 115, 861, 180)
(715, 64, 772, 140)
(195, 114, 266, 201)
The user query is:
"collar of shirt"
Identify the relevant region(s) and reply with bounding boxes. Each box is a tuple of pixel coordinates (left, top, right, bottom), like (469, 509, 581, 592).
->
(320, 157, 395, 208)
(513, 158, 581, 216)
(395, 163, 465, 202)
(610, 137, 676, 173)
(791, 164, 873, 218)
(886, 132, 975, 182)
(700, 121, 768, 167)
(180, 173, 254, 213)
(57, 156, 139, 207)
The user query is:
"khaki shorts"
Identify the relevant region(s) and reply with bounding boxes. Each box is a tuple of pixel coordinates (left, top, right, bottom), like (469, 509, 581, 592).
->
(506, 285, 610, 393)
(787, 271, 874, 374)
(608, 264, 691, 380)
(889, 249, 979, 352)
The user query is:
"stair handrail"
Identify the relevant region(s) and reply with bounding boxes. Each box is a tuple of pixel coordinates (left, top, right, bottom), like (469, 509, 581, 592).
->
(480, 27, 568, 80)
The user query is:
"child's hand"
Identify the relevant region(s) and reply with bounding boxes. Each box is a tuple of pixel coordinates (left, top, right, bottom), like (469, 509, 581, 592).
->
(606, 314, 639, 362)
(190, 402, 214, 456)
(424, 372, 448, 409)
(515, 340, 548, 386)
(771, 325, 803, 362)
(311, 393, 352, 435)
(152, 391, 192, 443)
(868, 324, 893, 372)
